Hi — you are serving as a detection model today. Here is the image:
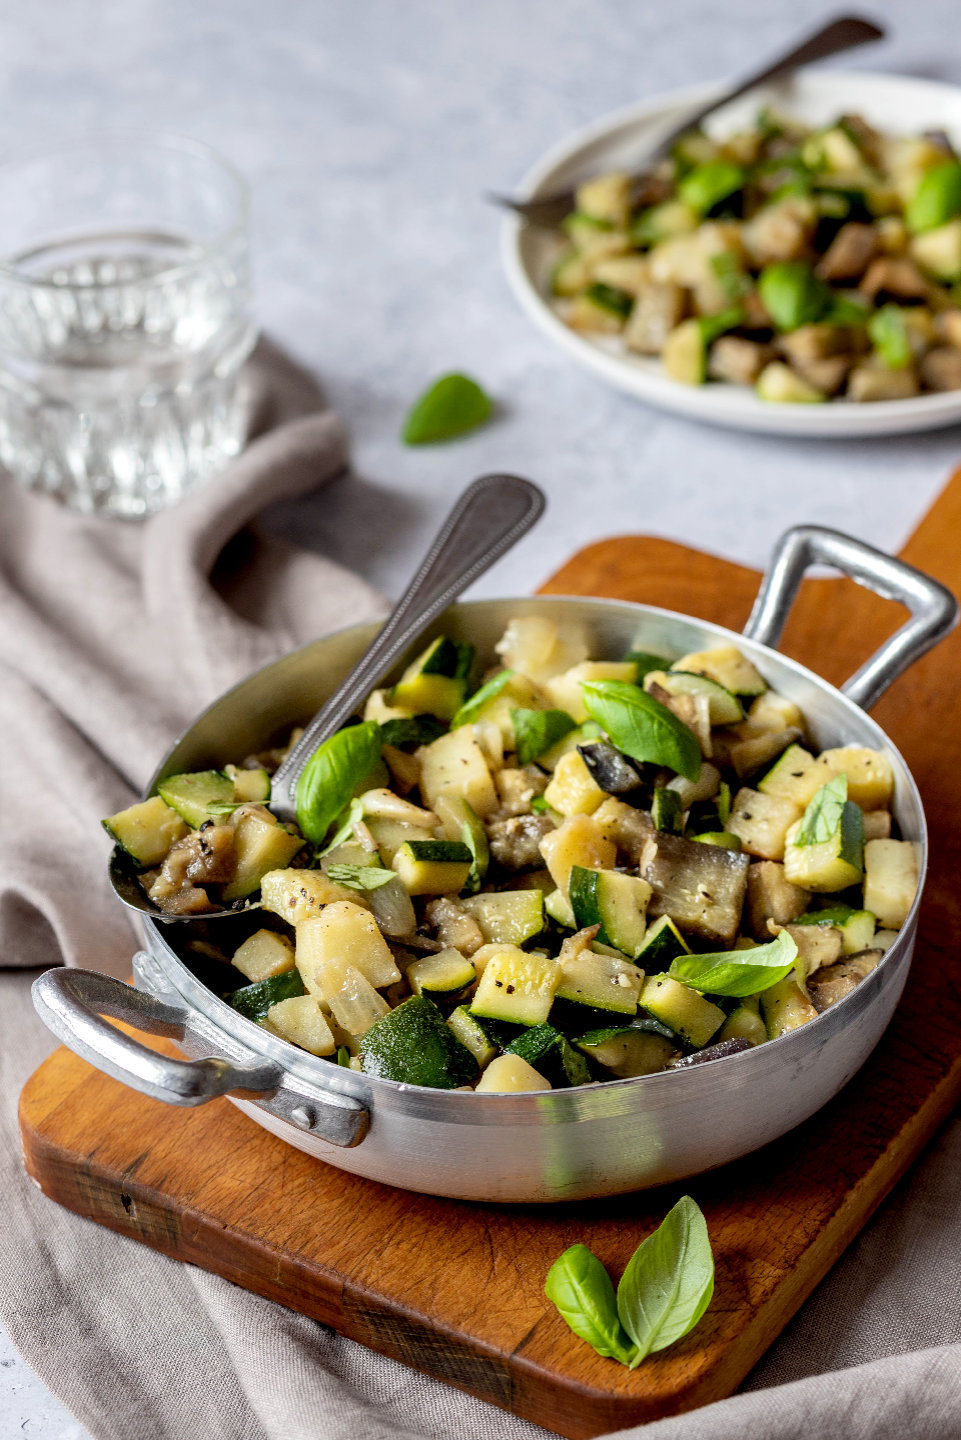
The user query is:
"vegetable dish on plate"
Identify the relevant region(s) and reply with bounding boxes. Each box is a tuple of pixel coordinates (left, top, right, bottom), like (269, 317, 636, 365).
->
(104, 617, 919, 1092)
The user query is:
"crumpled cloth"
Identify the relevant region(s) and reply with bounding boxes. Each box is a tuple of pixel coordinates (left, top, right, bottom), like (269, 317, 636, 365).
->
(1, 344, 960, 1440)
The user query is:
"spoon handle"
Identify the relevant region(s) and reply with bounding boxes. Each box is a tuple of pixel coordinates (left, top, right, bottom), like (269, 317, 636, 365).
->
(270, 473, 546, 822)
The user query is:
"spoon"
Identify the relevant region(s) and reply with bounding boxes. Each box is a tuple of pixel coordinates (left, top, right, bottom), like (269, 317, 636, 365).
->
(110, 472, 546, 921)
(491, 14, 884, 228)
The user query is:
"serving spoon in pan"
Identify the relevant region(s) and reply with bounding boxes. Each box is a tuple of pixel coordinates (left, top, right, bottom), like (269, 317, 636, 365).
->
(109, 472, 546, 921)
(491, 14, 884, 228)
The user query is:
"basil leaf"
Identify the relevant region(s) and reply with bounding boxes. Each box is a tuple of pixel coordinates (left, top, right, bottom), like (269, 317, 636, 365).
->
(545, 1244, 638, 1366)
(380, 714, 446, 749)
(795, 774, 847, 846)
(669, 929, 798, 998)
(326, 864, 397, 891)
(450, 670, 515, 730)
(793, 904, 858, 926)
(624, 650, 672, 681)
(580, 680, 701, 783)
(868, 304, 912, 370)
(205, 800, 247, 815)
(616, 1195, 714, 1366)
(511, 708, 577, 766)
(402, 373, 494, 445)
(317, 796, 365, 857)
(295, 723, 382, 844)
(531, 795, 550, 813)
(336, 1045, 350, 1067)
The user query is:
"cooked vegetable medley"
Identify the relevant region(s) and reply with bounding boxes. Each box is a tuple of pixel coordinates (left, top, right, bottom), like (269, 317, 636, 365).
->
(551, 109, 961, 401)
(104, 620, 920, 1091)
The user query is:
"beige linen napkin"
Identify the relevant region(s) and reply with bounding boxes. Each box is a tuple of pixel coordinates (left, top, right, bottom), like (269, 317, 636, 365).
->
(2, 344, 961, 1440)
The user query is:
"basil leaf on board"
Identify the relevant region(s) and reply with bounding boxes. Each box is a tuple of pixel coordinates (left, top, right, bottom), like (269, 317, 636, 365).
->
(511, 708, 577, 766)
(624, 650, 672, 681)
(616, 1195, 714, 1367)
(326, 864, 397, 891)
(794, 774, 848, 846)
(295, 723, 383, 844)
(669, 929, 798, 998)
(450, 670, 515, 730)
(401, 373, 494, 445)
(580, 680, 701, 783)
(545, 1244, 638, 1366)
(379, 714, 446, 749)
(317, 796, 365, 857)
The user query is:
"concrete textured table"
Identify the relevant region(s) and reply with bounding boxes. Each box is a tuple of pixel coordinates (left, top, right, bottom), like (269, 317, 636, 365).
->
(4, 0, 960, 1434)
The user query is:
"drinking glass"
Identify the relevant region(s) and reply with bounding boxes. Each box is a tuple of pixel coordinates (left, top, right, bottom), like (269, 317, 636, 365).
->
(0, 135, 257, 517)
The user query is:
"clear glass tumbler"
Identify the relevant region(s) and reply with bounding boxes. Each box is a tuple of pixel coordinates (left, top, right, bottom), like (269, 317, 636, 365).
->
(0, 135, 257, 517)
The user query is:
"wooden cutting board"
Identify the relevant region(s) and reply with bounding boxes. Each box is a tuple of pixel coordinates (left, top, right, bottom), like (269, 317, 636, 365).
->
(19, 470, 961, 1438)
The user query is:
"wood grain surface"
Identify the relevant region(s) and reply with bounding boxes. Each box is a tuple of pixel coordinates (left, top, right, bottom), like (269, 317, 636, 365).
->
(19, 471, 961, 1438)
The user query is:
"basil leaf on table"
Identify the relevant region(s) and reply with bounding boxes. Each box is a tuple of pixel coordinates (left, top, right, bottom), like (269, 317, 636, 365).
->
(326, 864, 397, 892)
(295, 722, 383, 844)
(580, 680, 701, 783)
(544, 1244, 638, 1366)
(511, 707, 577, 765)
(669, 929, 798, 998)
(616, 1196, 715, 1366)
(379, 714, 446, 749)
(794, 774, 848, 846)
(401, 373, 493, 445)
(450, 669, 515, 730)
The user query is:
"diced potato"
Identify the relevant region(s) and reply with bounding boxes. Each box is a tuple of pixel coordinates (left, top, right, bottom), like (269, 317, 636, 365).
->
(494, 616, 590, 683)
(539, 814, 617, 896)
(266, 994, 336, 1056)
(417, 725, 498, 818)
(576, 171, 632, 227)
(231, 928, 296, 984)
(363, 688, 412, 723)
(543, 750, 608, 817)
(260, 868, 363, 925)
(543, 660, 637, 722)
(863, 839, 922, 929)
(223, 810, 305, 902)
(812, 747, 894, 810)
(475, 1054, 552, 1093)
(727, 787, 802, 861)
(296, 900, 401, 994)
(747, 691, 805, 733)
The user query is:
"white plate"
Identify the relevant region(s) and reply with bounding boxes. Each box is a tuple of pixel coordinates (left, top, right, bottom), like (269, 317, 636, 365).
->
(502, 70, 961, 438)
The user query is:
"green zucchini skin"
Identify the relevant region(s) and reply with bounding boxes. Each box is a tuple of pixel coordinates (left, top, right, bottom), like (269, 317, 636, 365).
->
(229, 968, 306, 1022)
(504, 1024, 592, 1088)
(360, 995, 478, 1088)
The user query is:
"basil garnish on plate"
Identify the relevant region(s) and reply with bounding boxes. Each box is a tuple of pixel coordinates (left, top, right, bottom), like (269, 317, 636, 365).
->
(669, 929, 798, 998)
(295, 722, 383, 844)
(545, 1197, 714, 1369)
(580, 679, 701, 782)
(450, 669, 515, 730)
(511, 707, 577, 765)
(794, 774, 848, 845)
(326, 864, 397, 891)
(401, 373, 494, 445)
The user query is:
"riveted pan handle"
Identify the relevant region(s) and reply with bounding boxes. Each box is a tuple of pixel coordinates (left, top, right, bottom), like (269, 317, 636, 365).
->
(743, 526, 958, 712)
(31, 967, 369, 1147)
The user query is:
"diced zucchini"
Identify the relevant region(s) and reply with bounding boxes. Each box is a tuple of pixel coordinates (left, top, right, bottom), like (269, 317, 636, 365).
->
(433, 794, 489, 891)
(635, 914, 691, 968)
(417, 725, 499, 818)
(102, 794, 188, 867)
(406, 948, 476, 998)
(639, 974, 725, 1048)
(756, 361, 826, 404)
(266, 994, 335, 1056)
(392, 840, 472, 896)
(544, 887, 576, 929)
(631, 199, 699, 246)
(568, 288, 628, 334)
(760, 975, 818, 1038)
(641, 831, 750, 946)
(539, 814, 617, 897)
(224, 764, 271, 803)
(390, 673, 465, 721)
(361, 995, 478, 1088)
(364, 816, 431, 866)
(576, 171, 632, 226)
(475, 1054, 552, 1092)
(504, 1024, 592, 1088)
(447, 1005, 499, 1068)
(757, 743, 825, 808)
(690, 831, 742, 851)
(568, 867, 651, 959)
(727, 787, 802, 861)
(231, 928, 296, 985)
(863, 839, 922, 929)
(296, 900, 401, 994)
(157, 770, 234, 828)
(223, 812, 305, 901)
(551, 248, 594, 297)
(670, 644, 766, 696)
(229, 967, 306, 1022)
(261, 868, 360, 924)
(910, 218, 961, 280)
(542, 749, 608, 816)
(554, 946, 643, 1016)
(783, 804, 864, 893)
(651, 786, 684, 834)
(794, 905, 876, 956)
(540, 721, 604, 771)
(574, 1025, 679, 1077)
(717, 996, 767, 1047)
(645, 669, 743, 724)
(460, 890, 545, 946)
(662, 318, 708, 385)
(470, 948, 559, 1026)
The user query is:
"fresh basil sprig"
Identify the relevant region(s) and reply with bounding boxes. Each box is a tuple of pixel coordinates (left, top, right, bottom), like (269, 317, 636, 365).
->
(295, 723, 382, 844)
(326, 864, 397, 891)
(794, 773, 847, 846)
(544, 1244, 638, 1366)
(317, 797, 365, 857)
(616, 1196, 714, 1365)
(669, 929, 798, 998)
(545, 1197, 714, 1368)
(580, 680, 701, 783)
(450, 669, 514, 730)
(511, 707, 577, 765)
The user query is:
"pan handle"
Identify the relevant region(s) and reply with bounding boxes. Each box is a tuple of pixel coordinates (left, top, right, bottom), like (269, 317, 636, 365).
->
(743, 525, 958, 711)
(31, 967, 369, 1148)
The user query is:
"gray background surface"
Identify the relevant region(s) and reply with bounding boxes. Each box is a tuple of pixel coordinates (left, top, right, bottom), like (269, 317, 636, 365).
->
(4, 1, 959, 1434)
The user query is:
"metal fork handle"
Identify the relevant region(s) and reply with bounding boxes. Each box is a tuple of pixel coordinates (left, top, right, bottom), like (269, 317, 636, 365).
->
(270, 473, 545, 820)
(743, 525, 958, 712)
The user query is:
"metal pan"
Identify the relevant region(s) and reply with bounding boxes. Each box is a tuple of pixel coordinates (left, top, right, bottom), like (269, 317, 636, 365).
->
(33, 526, 957, 1202)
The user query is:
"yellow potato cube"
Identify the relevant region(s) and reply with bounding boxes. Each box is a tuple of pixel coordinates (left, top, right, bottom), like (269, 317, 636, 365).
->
(266, 994, 336, 1056)
(539, 814, 617, 896)
(543, 750, 608, 817)
(231, 929, 295, 984)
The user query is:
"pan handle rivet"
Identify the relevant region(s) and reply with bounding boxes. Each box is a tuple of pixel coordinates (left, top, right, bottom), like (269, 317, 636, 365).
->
(290, 1106, 314, 1130)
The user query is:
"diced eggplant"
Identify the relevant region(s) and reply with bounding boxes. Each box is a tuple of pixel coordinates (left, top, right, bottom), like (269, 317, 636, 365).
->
(577, 741, 644, 795)
(667, 1037, 753, 1068)
(847, 364, 920, 401)
(778, 323, 850, 365)
(487, 813, 556, 870)
(859, 257, 929, 302)
(745, 861, 811, 940)
(624, 281, 686, 354)
(815, 222, 879, 282)
(592, 798, 655, 866)
(792, 354, 853, 397)
(640, 830, 750, 946)
(707, 335, 775, 386)
(807, 950, 882, 1011)
(920, 346, 961, 391)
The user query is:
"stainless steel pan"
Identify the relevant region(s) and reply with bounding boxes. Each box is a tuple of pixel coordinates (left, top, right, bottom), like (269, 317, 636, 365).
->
(33, 526, 957, 1202)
